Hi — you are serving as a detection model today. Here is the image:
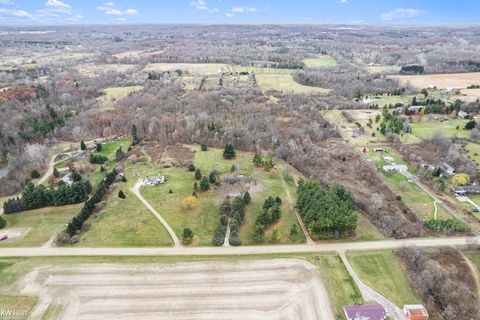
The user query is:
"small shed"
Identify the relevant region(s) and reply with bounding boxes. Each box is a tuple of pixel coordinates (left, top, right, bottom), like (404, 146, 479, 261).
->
(143, 176, 165, 186)
(403, 304, 429, 320)
(343, 304, 388, 320)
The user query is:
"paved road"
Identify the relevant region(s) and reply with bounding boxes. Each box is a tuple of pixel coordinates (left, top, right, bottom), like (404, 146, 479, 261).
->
(0, 236, 477, 257)
(340, 252, 406, 320)
(130, 180, 182, 247)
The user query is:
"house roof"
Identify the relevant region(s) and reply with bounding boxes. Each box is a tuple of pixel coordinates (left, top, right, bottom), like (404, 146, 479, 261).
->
(404, 304, 428, 316)
(344, 304, 387, 320)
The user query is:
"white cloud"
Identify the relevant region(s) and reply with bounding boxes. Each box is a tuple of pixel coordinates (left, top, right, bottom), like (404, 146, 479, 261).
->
(0, 0, 14, 5)
(0, 8, 31, 17)
(190, 0, 218, 13)
(124, 8, 137, 15)
(98, 4, 138, 16)
(45, 0, 70, 9)
(380, 8, 423, 21)
(105, 1, 115, 6)
(338, 0, 348, 4)
(231, 6, 257, 13)
(225, 12, 234, 17)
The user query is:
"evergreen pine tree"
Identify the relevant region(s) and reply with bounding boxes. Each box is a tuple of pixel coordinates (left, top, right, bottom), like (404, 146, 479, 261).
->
(80, 140, 86, 150)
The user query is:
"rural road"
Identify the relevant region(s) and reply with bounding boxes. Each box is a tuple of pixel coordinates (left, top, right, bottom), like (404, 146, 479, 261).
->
(130, 180, 182, 247)
(0, 236, 477, 257)
(340, 252, 406, 320)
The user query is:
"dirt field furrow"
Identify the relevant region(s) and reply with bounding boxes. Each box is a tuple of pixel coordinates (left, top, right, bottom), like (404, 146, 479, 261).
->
(10, 259, 335, 320)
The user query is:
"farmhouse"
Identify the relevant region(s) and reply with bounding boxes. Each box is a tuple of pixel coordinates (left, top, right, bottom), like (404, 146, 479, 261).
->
(61, 172, 74, 186)
(440, 163, 455, 176)
(403, 304, 429, 320)
(408, 105, 424, 113)
(458, 110, 469, 119)
(343, 304, 388, 320)
(142, 176, 165, 186)
(383, 164, 408, 173)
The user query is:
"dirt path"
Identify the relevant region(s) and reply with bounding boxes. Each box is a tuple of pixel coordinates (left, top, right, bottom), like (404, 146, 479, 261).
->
(461, 252, 480, 303)
(0, 236, 478, 257)
(340, 252, 406, 320)
(279, 171, 315, 245)
(130, 180, 182, 247)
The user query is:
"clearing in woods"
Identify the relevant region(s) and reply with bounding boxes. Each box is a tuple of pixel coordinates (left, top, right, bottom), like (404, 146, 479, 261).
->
(302, 55, 337, 68)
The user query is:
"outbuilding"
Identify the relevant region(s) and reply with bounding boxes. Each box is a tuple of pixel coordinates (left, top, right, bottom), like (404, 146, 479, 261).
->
(403, 304, 429, 320)
(343, 304, 388, 320)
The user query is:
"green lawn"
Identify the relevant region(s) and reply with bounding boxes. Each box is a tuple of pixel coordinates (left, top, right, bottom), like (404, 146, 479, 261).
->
(256, 74, 330, 94)
(464, 143, 480, 168)
(303, 55, 337, 68)
(368, 148, 449, 220)
(410, 118, 470, 139)
(97, 138, 131, 166)
(347, 250, 420, 307)
(141, 146, 305, 246)
(311, 254, 363, 319)
(1, 205, 81, 247)
(77, 162, 173, 247)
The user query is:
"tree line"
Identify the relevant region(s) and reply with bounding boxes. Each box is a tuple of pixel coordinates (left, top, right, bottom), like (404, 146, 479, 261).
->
(3, 179, 91, 214)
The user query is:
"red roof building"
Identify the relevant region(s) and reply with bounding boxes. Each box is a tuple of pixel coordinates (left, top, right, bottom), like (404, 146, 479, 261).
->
(343, 304, 388, 320)
(403, 304, 429, 320)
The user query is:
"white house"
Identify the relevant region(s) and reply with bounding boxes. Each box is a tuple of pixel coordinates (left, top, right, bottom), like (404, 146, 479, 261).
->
(143, 176, 165, 186)
(458, 111, 468, 119)
(383, 164, 408, 173)
(61, 172, 74, 186)
(440, 163, 455, 176)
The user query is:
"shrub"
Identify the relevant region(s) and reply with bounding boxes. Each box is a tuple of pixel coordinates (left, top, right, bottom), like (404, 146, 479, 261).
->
(0, 216, 6, 229)
(118, 190, 126, 199)
(252, 153, 263, 166)
(182, 228, 194, 244)
(31, 170, 40, 179)
(212, 225, 226, 246)
(269, 228, 281, 242)
(194, 168, 202, 180)
(251, 223, 265, 243)
(188, 164, 196, 172)
(200, 176, 210, 191)
(243, 191, 251, 204)
(209, 170, 218, 184)
(80, 140, 86, 150)
(53, 168, 60, 178)
(201, 144, 208, 151)
(229, 230, 241, 246)
(121, 176, 127, 182)
(451, 173, 470, 186)
(424, 219, 470, 233)
(289, 224, 299, 240)
(96, 143, 102, 152)
(182, 196, 197, 210)
(90, 154, 108, 164)
(72, 171, 82, 182)
(223, 144, 236, 159)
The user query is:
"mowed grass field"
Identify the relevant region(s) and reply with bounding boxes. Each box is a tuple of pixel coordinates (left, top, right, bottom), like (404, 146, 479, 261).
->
(464, 142, 480, 168)
(321, 109, 420, 145)
(77, 161, 173, 247)
(392, 72, 480, 89)
(141, 146, 305, 246)
(256, 74, 330, 94)
(98, 86, 143, 110)
(365, 65, 401, 74)
(368, 148, 449, 220)
(144, 63, 229, 75)
(76, 63, 135, 77)
(1, 205, 81, 247)
(311, 254, 363, 319)
(347, 250, 420, 307)
(410, 118, 470, 139)
(302, 55, 337, 68)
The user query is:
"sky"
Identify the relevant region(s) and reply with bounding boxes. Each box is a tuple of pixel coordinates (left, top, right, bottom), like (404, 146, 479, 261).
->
(0, 0, 479, 25)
